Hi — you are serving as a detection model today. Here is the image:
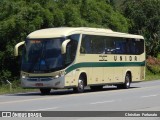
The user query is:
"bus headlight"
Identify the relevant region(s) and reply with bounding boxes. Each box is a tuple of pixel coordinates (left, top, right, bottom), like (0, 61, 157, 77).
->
(21, 73, 29, 79)
(53, 71, 65, 79)
(22, 75, 26, 79)
(54, 75, 60, 79)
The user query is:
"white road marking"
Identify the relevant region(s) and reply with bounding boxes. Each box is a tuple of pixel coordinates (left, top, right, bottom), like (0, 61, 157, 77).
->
(141, 94, 158, 98)
(31, 107, 59, 111)
(90, 100, 115, 105)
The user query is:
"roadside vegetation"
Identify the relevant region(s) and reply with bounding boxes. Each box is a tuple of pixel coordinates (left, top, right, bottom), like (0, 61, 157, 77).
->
(0, 80, 38, 94)
(0, 0, 160, 94)
(146, 56, 160, 80)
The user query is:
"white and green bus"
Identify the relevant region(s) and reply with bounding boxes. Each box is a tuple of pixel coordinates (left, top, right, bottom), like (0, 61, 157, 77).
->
(15, 27, 145, 95)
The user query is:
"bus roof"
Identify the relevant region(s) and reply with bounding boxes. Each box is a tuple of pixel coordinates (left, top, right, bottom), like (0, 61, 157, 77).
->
(27, 27, 144, 39)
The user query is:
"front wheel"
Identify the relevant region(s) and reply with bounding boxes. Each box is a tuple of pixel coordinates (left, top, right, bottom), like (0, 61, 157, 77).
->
(40, 88, 51, 95)
(73, 77, 85, 93)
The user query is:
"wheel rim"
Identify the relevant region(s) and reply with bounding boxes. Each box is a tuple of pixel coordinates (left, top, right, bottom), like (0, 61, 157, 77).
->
(78, 79, 84, 91)
(126, 75, 130, 87)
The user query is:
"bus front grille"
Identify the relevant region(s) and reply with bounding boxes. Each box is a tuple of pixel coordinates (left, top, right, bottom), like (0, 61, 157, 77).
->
(27, 77, 53, 82)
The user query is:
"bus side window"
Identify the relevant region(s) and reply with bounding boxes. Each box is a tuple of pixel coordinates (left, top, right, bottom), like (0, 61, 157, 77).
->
(81, 35, 92, 54)
(65, 34, 79, 65)
(65, 43, 72, 65)
(80, 46, 85, 53)
(104, 37, 115, 54)
(135, 39, 144, 54)
(125, 38, 144, 55)
(130, 39, 136, 54)
(115, 41, 126, 54)
(92, 36, 105, 54)
(65, 40, 77, 65)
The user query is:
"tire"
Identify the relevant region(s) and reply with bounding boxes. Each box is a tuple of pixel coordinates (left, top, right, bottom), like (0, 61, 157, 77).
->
(40, 88, 51, 95)
(117, 73, 131, 89)
(73, 77, 85, 93)
(90, 86, 103, 91)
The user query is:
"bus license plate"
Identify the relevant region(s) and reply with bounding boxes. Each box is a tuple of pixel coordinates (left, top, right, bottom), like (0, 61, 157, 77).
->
(35, 83, 43, 87)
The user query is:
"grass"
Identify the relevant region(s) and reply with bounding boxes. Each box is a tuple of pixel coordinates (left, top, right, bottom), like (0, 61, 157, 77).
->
(157, 54, 160, 59)
(145, 67, 160, 81)
(0, 80, 38, 95)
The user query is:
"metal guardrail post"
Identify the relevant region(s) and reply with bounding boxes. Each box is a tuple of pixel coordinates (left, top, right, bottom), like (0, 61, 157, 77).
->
(6, 80, 12, 92)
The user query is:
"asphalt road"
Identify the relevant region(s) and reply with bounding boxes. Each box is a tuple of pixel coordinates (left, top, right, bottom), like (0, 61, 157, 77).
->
(0, 80, 160, 119)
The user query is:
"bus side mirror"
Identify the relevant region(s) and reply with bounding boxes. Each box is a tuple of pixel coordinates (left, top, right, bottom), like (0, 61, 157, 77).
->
(14, 41, 25, 56)
(61, 39, 70, 54)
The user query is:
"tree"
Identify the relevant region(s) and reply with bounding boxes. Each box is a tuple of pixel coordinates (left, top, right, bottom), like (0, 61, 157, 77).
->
(122, 0, 160, 57)
(0, 0, 129, 83)
(0, 0, 55, 83)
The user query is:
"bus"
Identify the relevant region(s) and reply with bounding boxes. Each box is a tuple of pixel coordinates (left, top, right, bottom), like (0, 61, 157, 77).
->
(14, 27, 145, 95)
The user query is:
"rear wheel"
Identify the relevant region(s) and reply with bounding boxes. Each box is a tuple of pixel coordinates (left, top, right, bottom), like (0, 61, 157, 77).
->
(117, 73, 131, 89)
(40, 88, 51, 95)
(73, 77, 85, 93)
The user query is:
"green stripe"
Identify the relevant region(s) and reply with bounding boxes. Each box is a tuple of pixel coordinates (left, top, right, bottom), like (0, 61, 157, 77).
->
(65, 61, 145, 74)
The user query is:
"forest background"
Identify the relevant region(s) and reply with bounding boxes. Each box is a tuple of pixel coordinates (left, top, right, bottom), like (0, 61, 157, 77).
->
(0, 0, 160, 93)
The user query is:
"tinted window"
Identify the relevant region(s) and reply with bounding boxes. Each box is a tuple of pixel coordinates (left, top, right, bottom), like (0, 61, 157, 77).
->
(22, 38, 65, 73)
(80, 34, 144, 55)
(81, 35, 105, 54)
(114, 38, 144, 55)
(81, 35, 92, 53)
(65, 34, 79, 65)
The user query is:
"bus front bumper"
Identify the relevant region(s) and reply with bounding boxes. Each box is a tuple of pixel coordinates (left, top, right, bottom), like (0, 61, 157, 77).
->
(21, 76, 65, 89)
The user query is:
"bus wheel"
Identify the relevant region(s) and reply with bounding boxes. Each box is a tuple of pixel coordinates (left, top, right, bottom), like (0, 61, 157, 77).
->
(117, 73, 131, 89)
(40, 88, 51, 95)
(73, 77, 85, 93)
(90, 86, 103, 91)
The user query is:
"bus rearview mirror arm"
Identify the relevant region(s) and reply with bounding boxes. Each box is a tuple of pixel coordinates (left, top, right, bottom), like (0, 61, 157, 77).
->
(14, 41, 25, 56)
(61, 39, 70, 54)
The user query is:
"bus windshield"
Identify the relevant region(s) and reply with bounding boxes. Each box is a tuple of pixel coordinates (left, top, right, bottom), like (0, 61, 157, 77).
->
(21, 38, 65, 73)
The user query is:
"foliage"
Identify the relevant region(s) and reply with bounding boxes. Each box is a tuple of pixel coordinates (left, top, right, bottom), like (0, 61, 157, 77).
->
(146, 56, 160, 74)
(145, 67, 160, 81)
(122, 0, 160, 57)
(145, 56, 160, 80)
(0, 79, 38, 94)
(0, 0, 129, 83)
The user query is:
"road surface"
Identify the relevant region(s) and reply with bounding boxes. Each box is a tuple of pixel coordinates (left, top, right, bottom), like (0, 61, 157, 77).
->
(0, 80, 160, 119)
